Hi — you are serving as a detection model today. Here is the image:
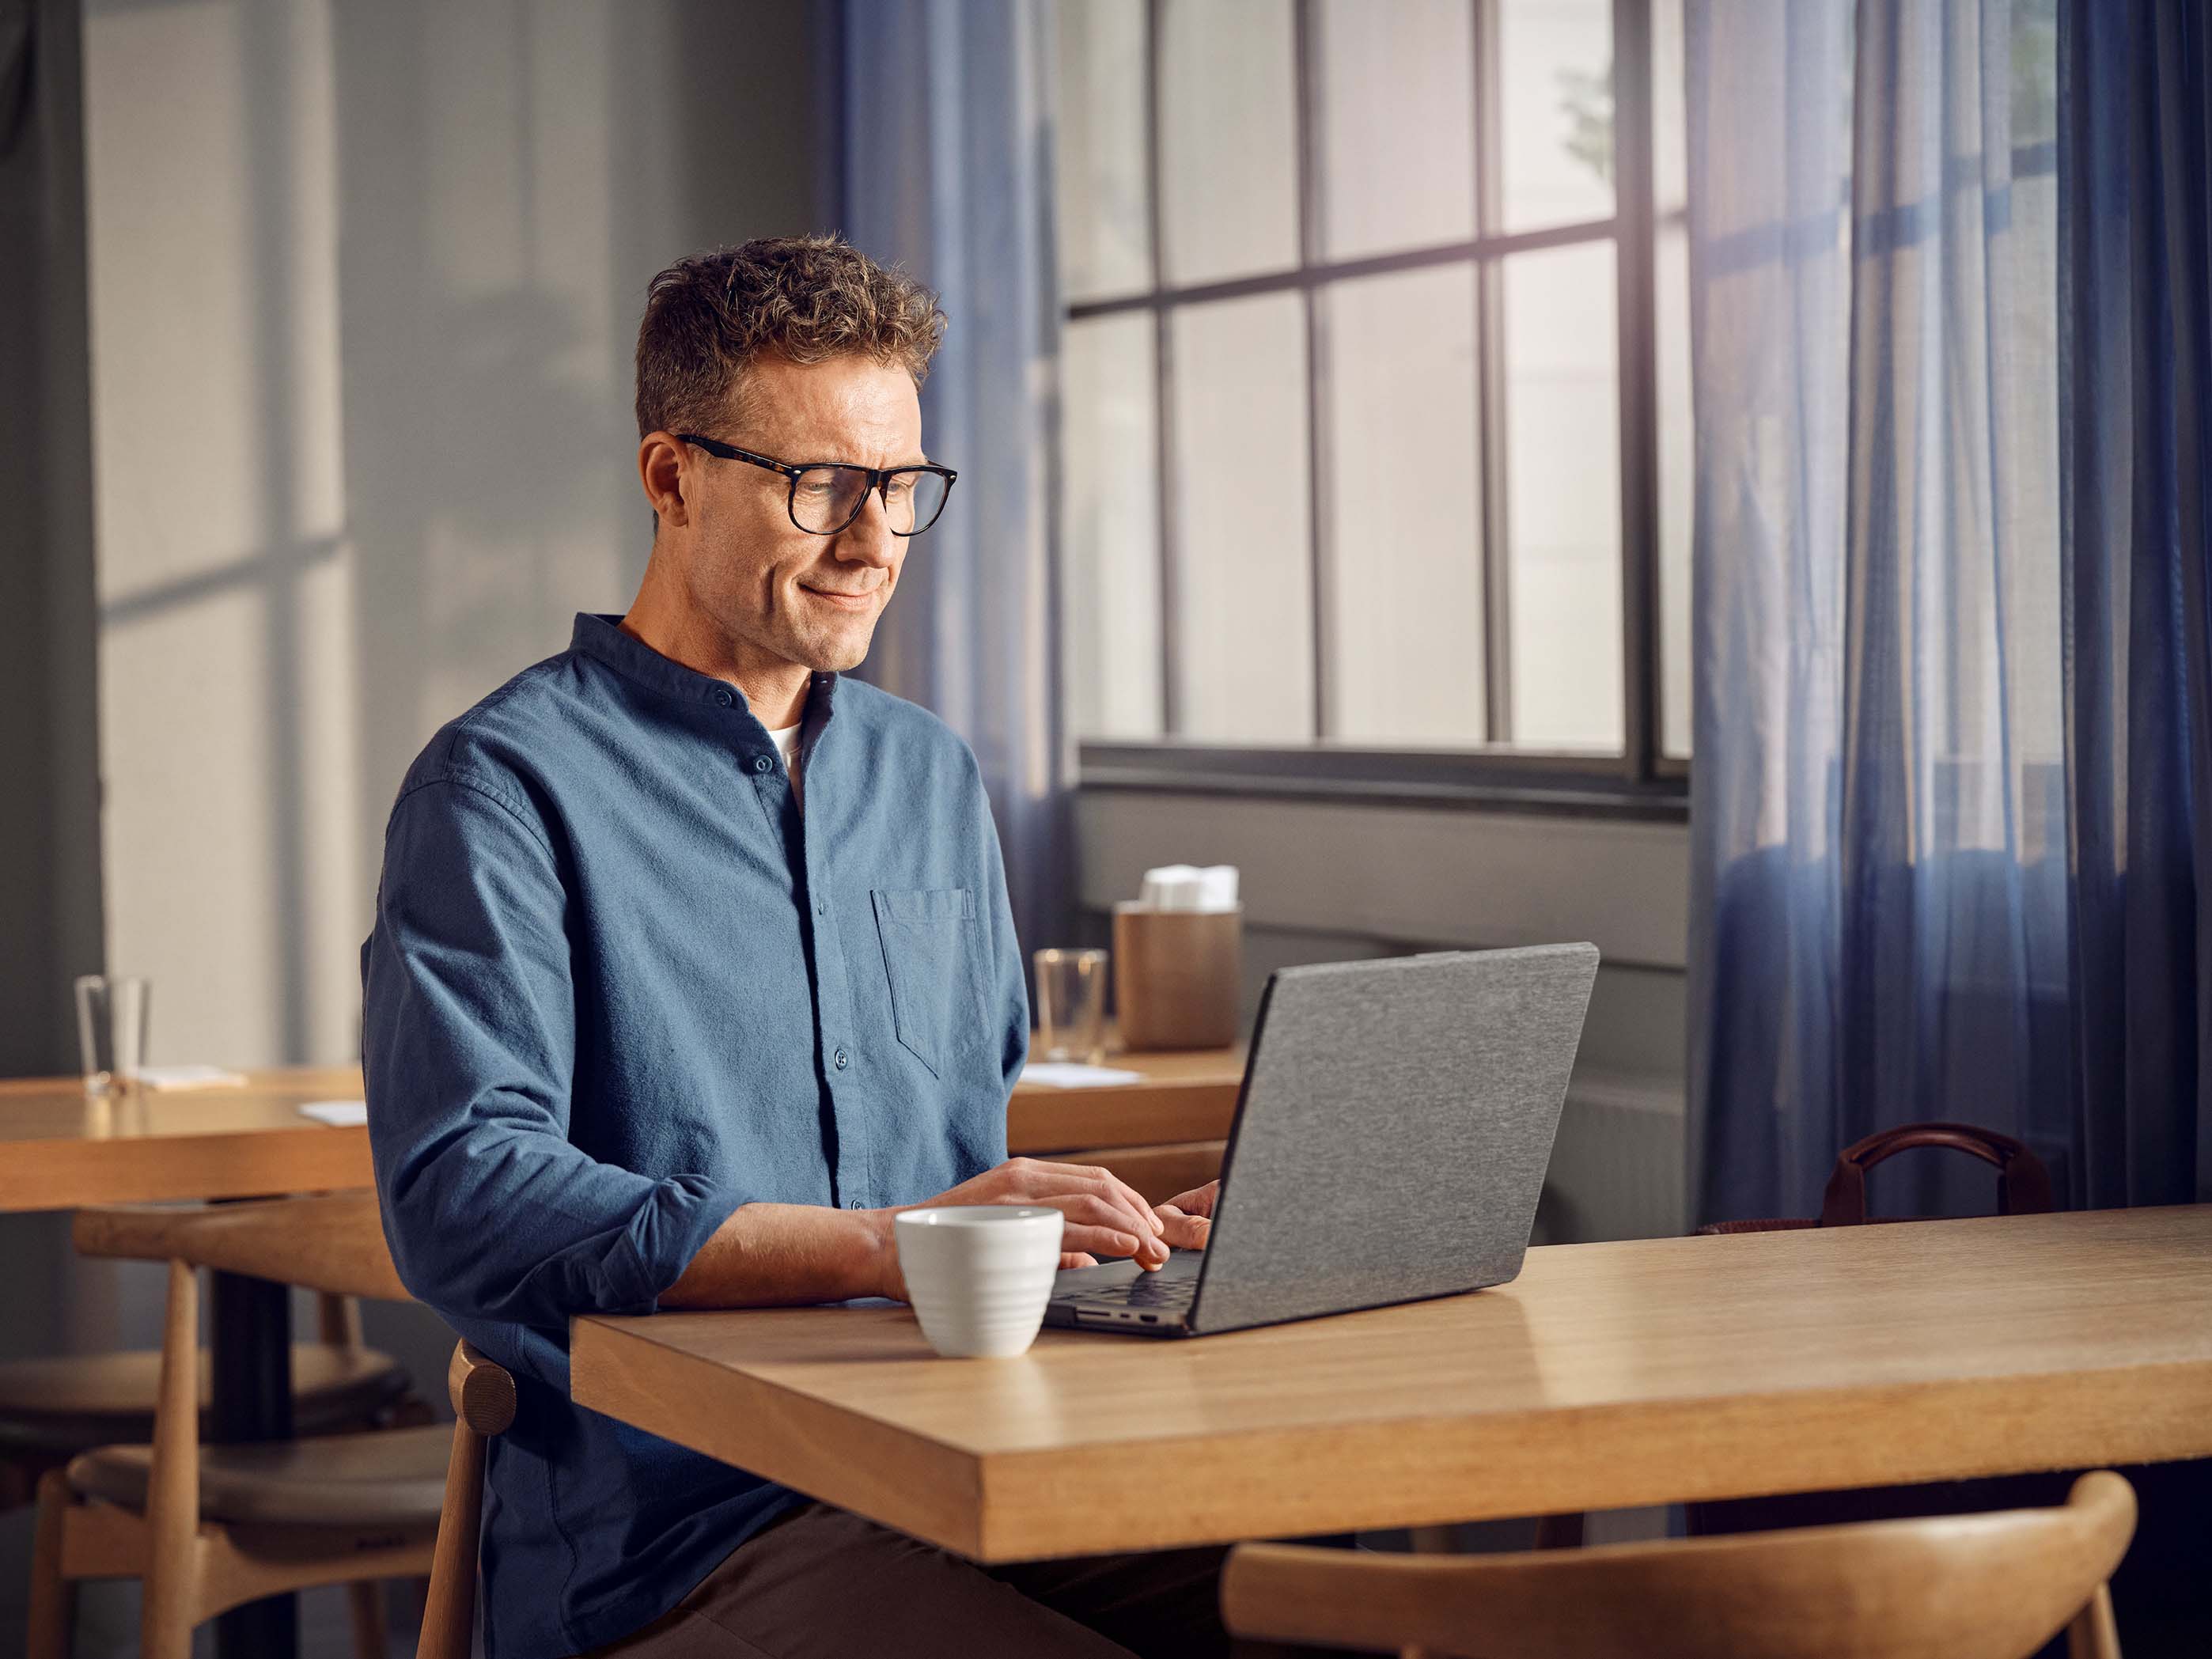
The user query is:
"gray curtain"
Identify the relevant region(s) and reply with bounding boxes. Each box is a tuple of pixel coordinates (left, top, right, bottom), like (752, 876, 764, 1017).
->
(841, 0, 1073, 985)
(1686, 0, 2074, 1222)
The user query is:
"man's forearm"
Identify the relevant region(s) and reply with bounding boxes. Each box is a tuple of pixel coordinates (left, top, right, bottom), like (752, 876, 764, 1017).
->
(659, 1201, 896, 1309)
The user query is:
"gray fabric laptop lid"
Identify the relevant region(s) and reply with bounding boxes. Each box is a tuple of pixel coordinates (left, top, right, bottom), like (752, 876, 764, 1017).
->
(1188, 942, 1599, 1335)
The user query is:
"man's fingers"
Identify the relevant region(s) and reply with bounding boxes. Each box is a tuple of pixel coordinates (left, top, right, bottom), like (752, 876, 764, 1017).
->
(1161, 1180, 1221, 1218)
(1061, 1223, 1142, 1259)
(1153, 1204, 1211, 1251)
(1030, 1161, 1164, 1237)
(1055, 1211, 1168, 1267)
(1059, 1252, 1099, 1270)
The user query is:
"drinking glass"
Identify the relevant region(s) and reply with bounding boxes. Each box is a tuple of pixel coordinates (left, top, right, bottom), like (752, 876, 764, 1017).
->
(1033, 948, 1109, 1065)
(75, 974, 150, 1095)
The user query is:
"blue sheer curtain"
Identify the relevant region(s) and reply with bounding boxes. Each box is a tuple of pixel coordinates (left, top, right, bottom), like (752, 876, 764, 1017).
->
(1687, 0, 2082, 1222)
(842, 0, 1074, 975)
(2059, 2, 2212, 1209)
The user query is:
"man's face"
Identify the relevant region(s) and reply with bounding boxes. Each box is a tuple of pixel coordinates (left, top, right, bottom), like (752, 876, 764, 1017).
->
(668, 353, 924, 674)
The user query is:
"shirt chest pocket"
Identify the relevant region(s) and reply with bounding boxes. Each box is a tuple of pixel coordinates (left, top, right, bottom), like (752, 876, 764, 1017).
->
(869, 887, 990, 1078)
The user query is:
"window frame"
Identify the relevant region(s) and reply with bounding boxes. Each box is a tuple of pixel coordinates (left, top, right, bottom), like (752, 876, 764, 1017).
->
(1062, 0, 1685, 817)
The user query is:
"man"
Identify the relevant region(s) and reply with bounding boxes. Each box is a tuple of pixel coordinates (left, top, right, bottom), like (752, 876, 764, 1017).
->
(362, 237, 1233, 1657)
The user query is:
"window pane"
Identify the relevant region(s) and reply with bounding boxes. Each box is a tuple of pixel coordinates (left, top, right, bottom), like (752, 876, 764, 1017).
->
(1503, 241, 1620, 749)
(1498, 0, 1615, 233)
(1064, 314, 1163, 739)
(1317, 0, 1475, 259)
(1653, 0, 1692, 757)
(1056, 0, 1151, 301)
(1158, 0, 1299, 286)
(1324, 264, 1483, 744)
(1169, 293, 1312, 740)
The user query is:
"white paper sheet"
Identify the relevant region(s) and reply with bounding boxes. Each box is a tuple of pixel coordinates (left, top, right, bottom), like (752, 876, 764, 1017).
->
(134, 1064, 250, 1090)
(297, 1099, 369, 1127)
(1019, 1062, 1144, 1089)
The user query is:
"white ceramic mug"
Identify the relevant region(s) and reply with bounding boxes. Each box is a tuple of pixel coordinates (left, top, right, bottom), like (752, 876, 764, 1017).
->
(893, 1206, 1065, 1358)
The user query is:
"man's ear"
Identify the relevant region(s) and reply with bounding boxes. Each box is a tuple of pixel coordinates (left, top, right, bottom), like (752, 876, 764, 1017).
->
(638, 431, 692, 529)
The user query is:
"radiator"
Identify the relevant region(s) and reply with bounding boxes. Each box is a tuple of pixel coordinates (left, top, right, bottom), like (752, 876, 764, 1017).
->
(1535, 1070, 1687, 1245)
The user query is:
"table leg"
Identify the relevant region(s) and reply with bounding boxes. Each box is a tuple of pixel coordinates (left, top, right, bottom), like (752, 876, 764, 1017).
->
(210, 1268, 297, 1659)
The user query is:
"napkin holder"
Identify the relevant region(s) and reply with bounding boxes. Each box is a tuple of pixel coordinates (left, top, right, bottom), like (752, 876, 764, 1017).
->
(1112, 902, 1243, 1051)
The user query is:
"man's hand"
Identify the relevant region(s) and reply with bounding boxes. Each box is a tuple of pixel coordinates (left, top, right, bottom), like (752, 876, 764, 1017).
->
(1052, 1178, 1218, 1271)
(665, 1171, 1229, 1310)
(874, 1157, 1171, 1299)
(1151, 1180, 1218, 1256)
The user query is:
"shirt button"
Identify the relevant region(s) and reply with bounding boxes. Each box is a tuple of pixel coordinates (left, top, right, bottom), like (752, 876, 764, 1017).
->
(752, 755, 774, 774)
(814, 896, 827, 915)
(847, 1199, 865, 1210)
(713, 687, 733, 706)
(833, 1047, 850, 1070)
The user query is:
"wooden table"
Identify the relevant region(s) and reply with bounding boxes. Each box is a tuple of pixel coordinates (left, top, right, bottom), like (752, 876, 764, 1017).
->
(570, 1206, 2212, 1562)
(1, 1044, 1241, 1654)
(0, 1042, 1243, 1214)
(0, 1068, 373, 1211)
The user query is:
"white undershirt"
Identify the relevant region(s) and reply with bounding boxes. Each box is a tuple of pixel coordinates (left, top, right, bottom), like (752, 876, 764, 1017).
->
(767, 720, 804, 810)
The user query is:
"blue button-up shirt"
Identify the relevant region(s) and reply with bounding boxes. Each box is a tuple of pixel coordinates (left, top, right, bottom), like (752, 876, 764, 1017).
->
(362, 613, 1028, 1657)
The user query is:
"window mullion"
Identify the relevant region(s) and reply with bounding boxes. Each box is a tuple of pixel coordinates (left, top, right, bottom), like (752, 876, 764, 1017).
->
(1296, 0, 1331, 744)
(1612, 0, 1661, 784)
(1144, 0, 1180, 738)
(1473, 0, 1513, 744)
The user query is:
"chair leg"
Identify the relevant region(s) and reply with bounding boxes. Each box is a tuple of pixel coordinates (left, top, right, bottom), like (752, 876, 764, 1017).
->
(347, 1579, 390, 1659)
(25, 1469, 74, 1659)
(142, 1259, 202, 1659)
(2067, 1584, 2121, 1659)
(1, 1453, 40, 1514)
(419, 1420, 488, 1659)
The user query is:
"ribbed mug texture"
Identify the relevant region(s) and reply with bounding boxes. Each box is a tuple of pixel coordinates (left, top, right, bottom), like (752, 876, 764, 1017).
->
(896, 1206, 1065, 1358)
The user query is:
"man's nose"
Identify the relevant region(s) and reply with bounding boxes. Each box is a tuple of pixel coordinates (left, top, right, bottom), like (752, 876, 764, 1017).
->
(835, 489, 898, 566)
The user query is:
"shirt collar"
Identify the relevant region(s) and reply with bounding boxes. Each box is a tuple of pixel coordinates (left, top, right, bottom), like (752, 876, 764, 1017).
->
(569, 612, 840, 716)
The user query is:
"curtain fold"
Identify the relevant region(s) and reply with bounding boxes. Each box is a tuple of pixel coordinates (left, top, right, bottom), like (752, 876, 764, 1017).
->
(841, 0, 1073, 980)
(1692, 0, 2212, 1221)
(2059, 1, 2212, 1208)
(1687, 0, 2079, 1222)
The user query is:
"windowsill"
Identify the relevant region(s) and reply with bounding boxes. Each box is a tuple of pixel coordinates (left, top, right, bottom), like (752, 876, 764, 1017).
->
(1077, 741, 1690, 824)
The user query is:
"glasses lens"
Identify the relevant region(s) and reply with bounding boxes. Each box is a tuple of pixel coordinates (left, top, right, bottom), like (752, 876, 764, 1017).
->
(884, 469, 951, 536)
(790, 465, 872, 533)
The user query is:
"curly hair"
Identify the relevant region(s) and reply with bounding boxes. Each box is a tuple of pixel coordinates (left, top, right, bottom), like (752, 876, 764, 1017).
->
(634, 236, 947, 439)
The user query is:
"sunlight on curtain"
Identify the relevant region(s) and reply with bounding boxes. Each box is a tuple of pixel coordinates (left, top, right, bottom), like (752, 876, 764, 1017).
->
(1687, 0, 2067, 1222)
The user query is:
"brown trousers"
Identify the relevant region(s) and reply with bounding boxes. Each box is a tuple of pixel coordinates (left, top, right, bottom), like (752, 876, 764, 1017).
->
(587, 1499, 1335, 1658)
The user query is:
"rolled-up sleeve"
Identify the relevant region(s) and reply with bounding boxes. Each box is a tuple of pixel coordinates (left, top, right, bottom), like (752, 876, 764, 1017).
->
(362, 773, 746, 1330)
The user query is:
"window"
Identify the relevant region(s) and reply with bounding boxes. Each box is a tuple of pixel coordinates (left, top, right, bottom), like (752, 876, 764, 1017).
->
(1056, 0, 1691, 809)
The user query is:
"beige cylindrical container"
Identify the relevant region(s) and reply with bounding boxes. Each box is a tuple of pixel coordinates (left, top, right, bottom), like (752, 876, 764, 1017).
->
(1112, 903, 1243, 1051)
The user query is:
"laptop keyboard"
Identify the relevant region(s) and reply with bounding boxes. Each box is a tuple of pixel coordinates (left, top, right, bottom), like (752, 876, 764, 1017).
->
(1066, 1270, 1199, 1312)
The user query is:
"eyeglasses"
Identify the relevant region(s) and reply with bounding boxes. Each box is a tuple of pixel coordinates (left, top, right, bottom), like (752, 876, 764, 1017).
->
(675, 434, 957, 537)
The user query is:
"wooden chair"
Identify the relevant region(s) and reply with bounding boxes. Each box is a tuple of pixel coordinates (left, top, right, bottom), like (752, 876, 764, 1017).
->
(416, 1341, 516, 1659)
(25, 1191, 451, 1659)
(0, 1288, 419, 1514)
(1220, 1470, 2135, 1659)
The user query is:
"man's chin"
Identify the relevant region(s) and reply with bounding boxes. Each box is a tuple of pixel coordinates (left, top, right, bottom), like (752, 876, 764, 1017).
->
(801, 623, 877, 676)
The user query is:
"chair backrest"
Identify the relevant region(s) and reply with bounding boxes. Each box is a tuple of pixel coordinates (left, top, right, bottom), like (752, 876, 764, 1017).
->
(1699, 1122, 2056, 1235)
(417, 1342, 515, 1659)
(1221, 1472, 2134, 1659)
(72, 1191, 408, 1303)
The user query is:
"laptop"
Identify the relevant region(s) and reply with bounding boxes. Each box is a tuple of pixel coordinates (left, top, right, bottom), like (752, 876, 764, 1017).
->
(1042, 942, 1599, 1339)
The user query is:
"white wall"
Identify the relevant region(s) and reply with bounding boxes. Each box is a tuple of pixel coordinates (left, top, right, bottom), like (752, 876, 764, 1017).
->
(82, 0, 824, 1072)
